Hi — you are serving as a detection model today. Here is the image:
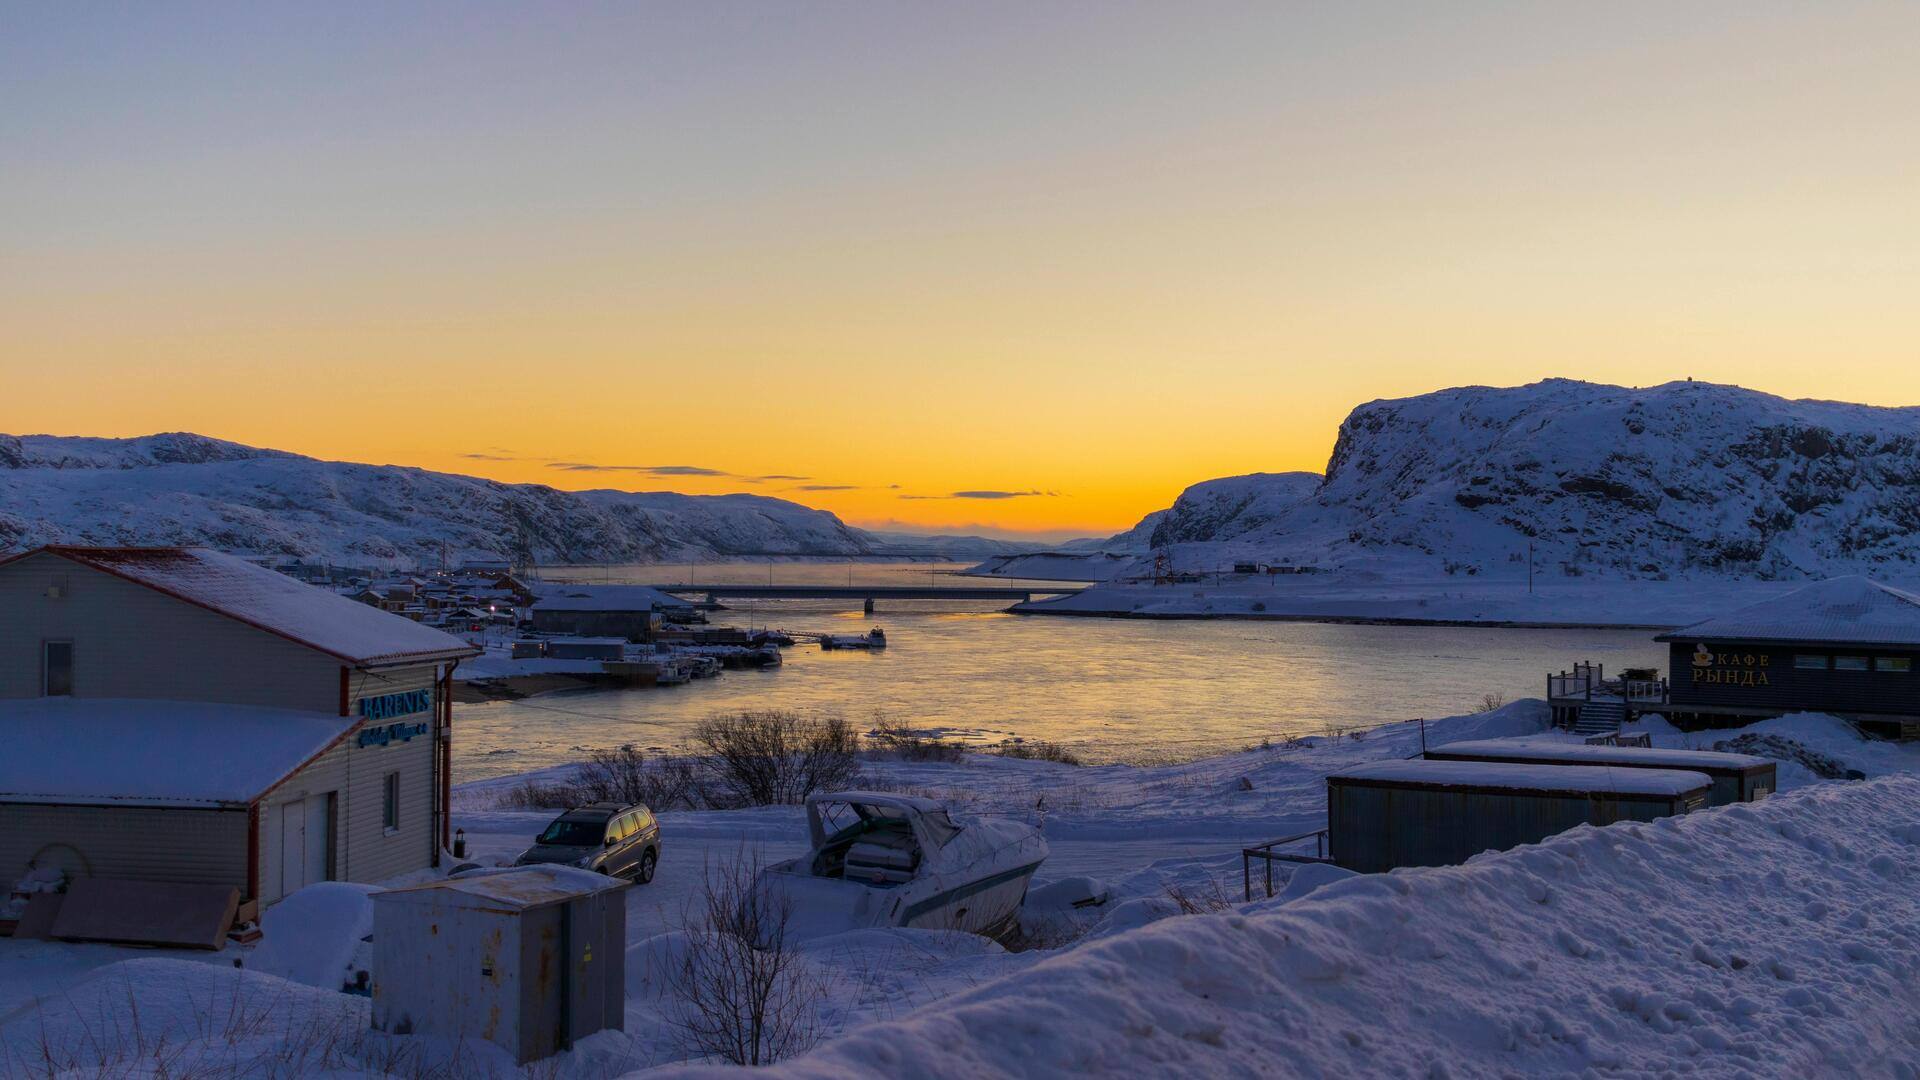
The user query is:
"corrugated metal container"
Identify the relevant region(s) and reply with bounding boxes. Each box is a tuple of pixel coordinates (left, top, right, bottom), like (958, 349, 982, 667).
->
(1328, 760, 1711, 874)
(1424, 739, 1777, 806)
(544, 638, 626, 661)
(370, 868, 628, 1063)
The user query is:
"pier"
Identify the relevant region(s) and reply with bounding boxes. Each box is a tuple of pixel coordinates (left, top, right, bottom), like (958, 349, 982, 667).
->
(652, 582, 1080, 613)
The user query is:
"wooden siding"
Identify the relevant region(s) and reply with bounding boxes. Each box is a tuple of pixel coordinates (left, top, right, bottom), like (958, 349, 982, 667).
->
(0, 803, 248, 891)
(0, 552, 338, 710)
(258, 663, 443, 904)
(1667, 642, 1920, 715)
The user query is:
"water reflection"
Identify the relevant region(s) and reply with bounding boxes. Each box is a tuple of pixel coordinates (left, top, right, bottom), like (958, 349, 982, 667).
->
(454, 562, 1666, 780)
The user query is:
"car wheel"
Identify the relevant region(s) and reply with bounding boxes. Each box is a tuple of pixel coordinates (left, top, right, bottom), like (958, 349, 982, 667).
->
(636, 848, 657, 884)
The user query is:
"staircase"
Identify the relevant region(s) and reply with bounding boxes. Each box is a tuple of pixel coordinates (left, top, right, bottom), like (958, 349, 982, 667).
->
(1573, 700, 1627, 737)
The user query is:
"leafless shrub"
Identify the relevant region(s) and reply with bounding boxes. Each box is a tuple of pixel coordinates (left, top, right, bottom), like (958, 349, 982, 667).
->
(990, 740, 1084, 766)
(692, 710, 861, 807)
(494, 778, 577, 810)
(495, 747, 705, 811)
(664, 852, 825, 1066)
(576, 745, 704, 810)
(1164, 876, 1233, 915)
(866, 718, 966, 763)
(1471, 693, 1506, 714)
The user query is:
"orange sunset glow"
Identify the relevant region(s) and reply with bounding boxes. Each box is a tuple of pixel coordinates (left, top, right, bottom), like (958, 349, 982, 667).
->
(5, 4, 1919, 541)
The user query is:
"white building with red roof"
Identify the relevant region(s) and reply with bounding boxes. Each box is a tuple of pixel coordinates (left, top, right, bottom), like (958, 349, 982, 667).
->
(0, 546, 480, 916)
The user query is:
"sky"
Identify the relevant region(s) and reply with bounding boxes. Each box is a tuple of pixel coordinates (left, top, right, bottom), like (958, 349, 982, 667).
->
(3, 3, 1918, 542)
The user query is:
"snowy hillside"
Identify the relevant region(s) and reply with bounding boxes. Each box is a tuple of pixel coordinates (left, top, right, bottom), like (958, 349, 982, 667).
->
(1148, 380, 1920, 580)
(1147, 471, 1323, 547)
(0, 432, 874, 567)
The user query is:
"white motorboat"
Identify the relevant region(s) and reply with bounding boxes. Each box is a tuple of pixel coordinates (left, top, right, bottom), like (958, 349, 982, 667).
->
(758, 791, 1047, 940)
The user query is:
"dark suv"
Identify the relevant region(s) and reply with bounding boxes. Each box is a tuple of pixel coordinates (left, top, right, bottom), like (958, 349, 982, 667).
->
(515, 801, 660, 883)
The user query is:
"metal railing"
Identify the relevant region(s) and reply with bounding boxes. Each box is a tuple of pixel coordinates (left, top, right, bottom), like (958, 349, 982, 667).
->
(1242, 829, 1333, 901)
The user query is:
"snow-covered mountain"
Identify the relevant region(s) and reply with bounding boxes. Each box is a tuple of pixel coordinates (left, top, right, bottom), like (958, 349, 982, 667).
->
(0, 433, 874, 567)
(1146, 472, 1323, 548)
(1188, 379, 1920, 580)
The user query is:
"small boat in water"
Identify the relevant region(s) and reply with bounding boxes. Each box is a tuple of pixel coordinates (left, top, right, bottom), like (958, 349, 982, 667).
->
(820, 628, 887, 650)
(758, 792, 1047, 940)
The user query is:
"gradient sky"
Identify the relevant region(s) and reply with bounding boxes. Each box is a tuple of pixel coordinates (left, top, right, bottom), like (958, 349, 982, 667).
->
(4, 3, 1918, 540)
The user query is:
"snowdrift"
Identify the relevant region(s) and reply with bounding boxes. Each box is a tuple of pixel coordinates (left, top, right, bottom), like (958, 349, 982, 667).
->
(647, 775, 1920, 1078)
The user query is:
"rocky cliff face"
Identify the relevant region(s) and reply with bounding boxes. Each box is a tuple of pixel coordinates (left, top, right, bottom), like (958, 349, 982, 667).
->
(0, 433, 872, 566)
(1301, 379, 1920, 579)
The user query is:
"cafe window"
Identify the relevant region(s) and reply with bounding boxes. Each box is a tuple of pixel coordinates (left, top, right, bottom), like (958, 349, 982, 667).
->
(42, 641, 73, 696)
(1793, 654, 1828, 670)
(1834, 656, 1870, 671)
(1876, 657, 1913, 673)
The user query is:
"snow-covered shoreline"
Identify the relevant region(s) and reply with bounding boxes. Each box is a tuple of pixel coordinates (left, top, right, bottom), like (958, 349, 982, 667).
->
(9, 704, 1917, 1076)
(1010, 574, 1823, 629)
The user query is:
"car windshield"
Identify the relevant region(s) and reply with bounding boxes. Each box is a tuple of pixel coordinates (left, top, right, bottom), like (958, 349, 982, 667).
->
(537, 819, 605, 846)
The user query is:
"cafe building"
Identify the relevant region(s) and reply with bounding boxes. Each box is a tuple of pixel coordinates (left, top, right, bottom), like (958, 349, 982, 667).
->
(0, 546, 479, 912)
(1657, 576, 1920, 737)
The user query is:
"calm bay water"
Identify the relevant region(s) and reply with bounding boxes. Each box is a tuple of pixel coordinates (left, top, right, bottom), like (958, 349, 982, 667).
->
(452, 561, 1666, 781)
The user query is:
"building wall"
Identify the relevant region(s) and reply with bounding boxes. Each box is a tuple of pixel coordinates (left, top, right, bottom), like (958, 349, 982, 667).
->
(258, 663, 443, 904)
(1667, 641, 1920, 715)
(0, 803, 249, 891)
(1328, 783, 1692, 874)
(530, 609, 655, 641)
(0, 552, 338, 710)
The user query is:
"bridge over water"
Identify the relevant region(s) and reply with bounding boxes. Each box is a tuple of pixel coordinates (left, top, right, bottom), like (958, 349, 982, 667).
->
(653, 582, 1081, 613)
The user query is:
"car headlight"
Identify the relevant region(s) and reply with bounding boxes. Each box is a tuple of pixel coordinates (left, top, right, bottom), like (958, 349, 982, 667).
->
(576, 854, 598, 869)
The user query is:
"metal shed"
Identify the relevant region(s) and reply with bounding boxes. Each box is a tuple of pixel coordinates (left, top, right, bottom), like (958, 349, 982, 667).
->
(543, 637, 627, 661)
(1328, 759, 1710, 874)
(370, 867, 628, 1064)
(1424, 739, 1776, 806)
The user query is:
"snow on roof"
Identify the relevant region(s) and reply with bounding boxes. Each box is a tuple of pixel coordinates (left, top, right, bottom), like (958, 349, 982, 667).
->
(0, 698, 357, 808)
(545, 636, 627, 646)
(1429, 738, 1774, 772)
(15, 547, 479, 666)
(1333, 759, 1711, 797)
(532, 583, 683, 612)
(1656, 575, 1920, 645)
(376, 865, 625, 909)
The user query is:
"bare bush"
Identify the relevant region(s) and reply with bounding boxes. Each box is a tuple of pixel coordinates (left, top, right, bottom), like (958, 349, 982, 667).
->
(495, 747, 705, 812)
(990, 740, 1084, 766)
(1471, 693, 1506, 714)
(664, 853, 825, 1066)
(576, 745, 703, 810)
(1164, 876, 1233, 915)
(692, 711, 861, 807)
(494, 778, 577, 810)
(866, 718, 965, 763)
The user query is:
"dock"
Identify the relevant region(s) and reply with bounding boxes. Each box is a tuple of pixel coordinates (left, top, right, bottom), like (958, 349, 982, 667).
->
(652, 582, 1081, 613)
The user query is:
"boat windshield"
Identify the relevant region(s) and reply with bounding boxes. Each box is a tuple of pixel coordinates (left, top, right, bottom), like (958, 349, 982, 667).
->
(538, 819, 605, 846)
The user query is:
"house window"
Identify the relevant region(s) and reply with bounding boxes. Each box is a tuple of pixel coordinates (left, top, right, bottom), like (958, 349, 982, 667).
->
(383, 772, 401, 832)
(1877, 657, 1912, 673)
(1834, 656, 1869, 671)
(1793, 654, 1827, 670)
(42, 641, 73, 696)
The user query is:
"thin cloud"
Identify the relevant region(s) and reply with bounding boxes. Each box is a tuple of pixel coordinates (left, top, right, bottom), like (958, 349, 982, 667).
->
(459, 452, 517, 462)
(900, 489, 1059, 500)
(746, 474, 812, 483)
(548, 462, 729, 477)
(793, 484, 860, 492)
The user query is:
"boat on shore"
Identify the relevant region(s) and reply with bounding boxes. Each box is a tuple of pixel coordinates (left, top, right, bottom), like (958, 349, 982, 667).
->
(757, 791, 1047, 940)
